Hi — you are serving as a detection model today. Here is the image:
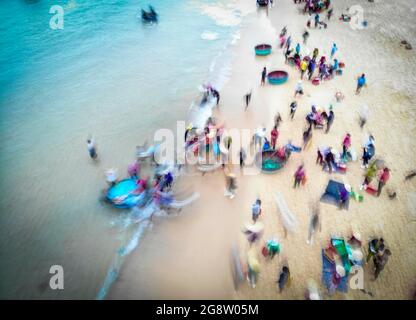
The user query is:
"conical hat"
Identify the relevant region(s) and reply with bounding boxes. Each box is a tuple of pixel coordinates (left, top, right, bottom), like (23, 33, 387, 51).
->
(336, 265, 346, 277)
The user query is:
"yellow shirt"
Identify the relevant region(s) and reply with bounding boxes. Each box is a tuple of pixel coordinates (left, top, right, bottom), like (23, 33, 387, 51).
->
(301, 61, 307, 71)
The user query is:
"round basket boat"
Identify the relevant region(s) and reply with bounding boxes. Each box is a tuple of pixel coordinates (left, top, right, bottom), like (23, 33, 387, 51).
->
(267, 70, 289, 85)
(106, 178, 144, 209)
(255, 44, 272, 56)
(255, 150, 286, 173)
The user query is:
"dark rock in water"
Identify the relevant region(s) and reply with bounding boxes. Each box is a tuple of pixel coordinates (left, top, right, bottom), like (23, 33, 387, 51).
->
(405, 43, 412, 50)
(401, 40, 408, 45)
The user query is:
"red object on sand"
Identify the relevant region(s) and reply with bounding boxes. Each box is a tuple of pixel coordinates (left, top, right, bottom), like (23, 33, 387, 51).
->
(365, 185, 377, 195)
(312, 78, 320, 85)
(339, 62, 345, 68)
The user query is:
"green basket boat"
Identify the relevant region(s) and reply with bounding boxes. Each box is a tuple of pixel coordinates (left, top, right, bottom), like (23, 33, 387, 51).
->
(255, 44, 272, 56)
(255, 150, 286, 173)
(267, 70, 289, 85)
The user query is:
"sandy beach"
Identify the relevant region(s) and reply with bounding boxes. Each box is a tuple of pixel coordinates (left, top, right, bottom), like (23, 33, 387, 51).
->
(1, 0, 414, 301)
(108, 0, 416, 300)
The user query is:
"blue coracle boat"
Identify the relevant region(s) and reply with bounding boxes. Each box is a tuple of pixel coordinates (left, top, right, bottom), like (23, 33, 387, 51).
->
(106, 178, 146, 209)
(267, 70, 289, 85)
(255, 44, 272, 56)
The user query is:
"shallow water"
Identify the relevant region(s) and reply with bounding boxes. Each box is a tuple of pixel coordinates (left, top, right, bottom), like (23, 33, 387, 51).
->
(0, 0, 243, 299)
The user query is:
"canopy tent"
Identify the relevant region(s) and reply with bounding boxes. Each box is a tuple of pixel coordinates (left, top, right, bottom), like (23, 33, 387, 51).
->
(320, 180, 350, 210)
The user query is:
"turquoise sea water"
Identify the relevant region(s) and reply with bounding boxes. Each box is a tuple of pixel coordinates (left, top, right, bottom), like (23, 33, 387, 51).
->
(0, 0, 240, 298)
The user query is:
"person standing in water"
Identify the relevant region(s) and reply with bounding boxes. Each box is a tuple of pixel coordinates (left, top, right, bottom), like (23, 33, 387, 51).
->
(211, 88, 220, 106)
(87, 139, 98, 160)
(356, 74, 367, 94)
(261, 67, 267, 86)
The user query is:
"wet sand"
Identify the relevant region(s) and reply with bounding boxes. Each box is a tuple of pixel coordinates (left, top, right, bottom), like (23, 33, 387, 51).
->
(109, 0, 416, 299)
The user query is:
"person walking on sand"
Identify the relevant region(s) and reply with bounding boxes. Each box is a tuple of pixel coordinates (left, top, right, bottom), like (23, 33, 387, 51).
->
(307, 203, 321, 244)
(261, 67, 267, 86)
(284, 46, 293, 63)
(294, 80, 304, 97)
(373, 248, 391, 280)
(252, 199, 262, 222)
(377, 167, 390, 197)
(244, 90, 252, 110)
(285, 35, 292, 49)
(330, 43, 338, 58)
(294, 164, 306, 188)
(303, 123, 313, 149)
(274, 112, 283, 127)
(312, 48, 319, 60)
(327, 7, 333, 20)
(324, 147, 336, 173)
(366, 238, 384, 262)
(87, 138, 98, 160)
(279, 33, 286, 49)
(239, 148, 246, 169)
(314, 13, 320, 28)
(326, 107, 334, 133)
(289, 101, 297, 119)
(224, 172, 237, 199)
(361, 146, 372, 168)
(277, 266, 291, 293)
(302, 30, 310, 45)
(356, 74, 367, 94)
(307, 58, 316, 80)
(271, 126, 279, 150)
(295, 43, 301, 55)
(300, 59, 308, 79)
(342, 133, 351, 159)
